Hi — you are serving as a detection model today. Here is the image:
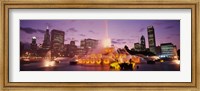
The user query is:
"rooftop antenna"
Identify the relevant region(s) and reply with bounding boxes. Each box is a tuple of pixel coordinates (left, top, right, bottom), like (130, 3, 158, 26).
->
(47, 25, 49, 30)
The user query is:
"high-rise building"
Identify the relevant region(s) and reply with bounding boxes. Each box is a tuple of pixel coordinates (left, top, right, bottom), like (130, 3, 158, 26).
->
(140, 35, 146, 51)
(160, 43, 177, 58)
(80, 38, 98, 49)
(156, 46, 161, 55)
(65, 40, 77, 57)
(51, 29, 65, 57)
(147, 26, 156, 54)
(30, 36, 37, 55)
(134, 43, 141, 51)
(42, 26, 51, 49)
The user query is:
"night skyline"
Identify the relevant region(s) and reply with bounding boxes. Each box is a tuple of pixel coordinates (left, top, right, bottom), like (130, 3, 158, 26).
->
(20, 20, 180, 49)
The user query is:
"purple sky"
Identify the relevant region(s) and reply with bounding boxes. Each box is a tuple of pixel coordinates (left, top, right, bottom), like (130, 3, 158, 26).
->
(20, 20, 180, 49)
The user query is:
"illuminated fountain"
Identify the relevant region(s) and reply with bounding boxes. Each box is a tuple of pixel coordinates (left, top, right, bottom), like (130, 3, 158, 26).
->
(44, 50, 55, 67)
(74, 20, 139, 70)
(102, 20, 111, 48)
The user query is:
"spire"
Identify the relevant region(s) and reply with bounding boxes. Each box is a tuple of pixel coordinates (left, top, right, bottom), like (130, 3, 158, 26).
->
(47, 25, 49, 30)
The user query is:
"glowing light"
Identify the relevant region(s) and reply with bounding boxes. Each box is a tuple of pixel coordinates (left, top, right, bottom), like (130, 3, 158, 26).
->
(32, 36, 36, 39)
(102, 20, 111, 48)
(44, 60, 55, 67)
(160, 60, 164, 62)
(103, 38, 111, 48)
(175, 60, 180, 64)
(96, 59, 101, 64)
(90, 59, 95, 64)
(110, 62, 121, 70)
(103, 59, 110, 64)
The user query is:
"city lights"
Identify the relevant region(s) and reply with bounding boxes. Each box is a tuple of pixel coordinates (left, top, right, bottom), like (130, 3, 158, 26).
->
(20, 20, 180, 71)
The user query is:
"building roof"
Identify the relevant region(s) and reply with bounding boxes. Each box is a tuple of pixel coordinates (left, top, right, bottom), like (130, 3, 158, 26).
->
(160, 43, 173, 46)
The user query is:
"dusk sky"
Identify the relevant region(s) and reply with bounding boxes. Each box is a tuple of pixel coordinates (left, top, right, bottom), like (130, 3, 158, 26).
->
(20, 20, 180, 49)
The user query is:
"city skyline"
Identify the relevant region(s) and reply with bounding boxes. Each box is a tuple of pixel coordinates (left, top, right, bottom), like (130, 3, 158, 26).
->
(20, 20, 180, 49)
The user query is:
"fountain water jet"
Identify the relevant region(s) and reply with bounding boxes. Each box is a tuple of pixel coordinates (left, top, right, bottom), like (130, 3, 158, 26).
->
(102, 20, 111, 48)
(44, 50, 55, 67)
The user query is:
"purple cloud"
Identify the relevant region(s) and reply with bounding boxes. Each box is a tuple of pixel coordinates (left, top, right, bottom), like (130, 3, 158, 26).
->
(66, 28, 78, 33)
(88, 30, 96, 34)
(79, 34, 86, 37)
(20, 27, 45, 34)
(139, 28, 145, 32)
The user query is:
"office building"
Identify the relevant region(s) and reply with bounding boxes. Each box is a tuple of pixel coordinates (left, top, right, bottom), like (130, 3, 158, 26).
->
(161, 43, 177, 58)
(42, 26, 51, 50)
(147, 26, 156, 54)
(51, 29, 65, 57)
(140, 35, 146, 51)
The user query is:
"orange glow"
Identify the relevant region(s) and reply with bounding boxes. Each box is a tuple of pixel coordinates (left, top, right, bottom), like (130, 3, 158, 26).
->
(85, 59, 90, 64)
(44, 61, 55, 67)
(90, 59, 95, 64)
(103, 38, 111, 48)
(132, 56, 140, 63)
(103, 59, 110, 64)
(96, 59, 101, 64)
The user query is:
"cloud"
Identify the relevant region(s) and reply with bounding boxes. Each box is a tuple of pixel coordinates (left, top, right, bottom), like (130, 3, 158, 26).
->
(166, 36, 171, 39)
(37, 29, 45, 33)
(88, 30, 96, 34)
(66, 28, 78, 33)
(111, 39, 134, 44)
(65, 38, 71, 41)
(165, 25, 174, 29)
(20, 27, 45, 34)
(139, 28, 145, 32)
(122, 41, 127, 44)
(116, 39, 124, 41)
(45, 23, 53, 28)
(111, 40, 121, 44)
(79, 34, 86, 37)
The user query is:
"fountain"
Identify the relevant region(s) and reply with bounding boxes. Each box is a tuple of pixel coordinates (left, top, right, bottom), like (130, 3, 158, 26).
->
(44, 50, 55, 67)
(102, 20, 111, 48)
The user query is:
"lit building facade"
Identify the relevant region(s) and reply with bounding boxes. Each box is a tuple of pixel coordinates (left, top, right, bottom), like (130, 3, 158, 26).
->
(80, 38, 98, 49)
(140, 35, 146, 51)
(147, 26, 156, 54)
(134, 43, 141, 51)
(30, 36, 37, 55)
(65, 41, 78, 57)
(42, 26, 51, 50)
(51, 29, 65, 57)
(160, 43, 177, 58)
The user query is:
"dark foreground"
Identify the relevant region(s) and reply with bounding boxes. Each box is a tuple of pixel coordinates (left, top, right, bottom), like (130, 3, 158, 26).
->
(20, 57, 180, 71)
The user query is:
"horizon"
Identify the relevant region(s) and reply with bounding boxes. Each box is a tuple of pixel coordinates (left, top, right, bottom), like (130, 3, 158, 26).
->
(20, 20, 180, 49)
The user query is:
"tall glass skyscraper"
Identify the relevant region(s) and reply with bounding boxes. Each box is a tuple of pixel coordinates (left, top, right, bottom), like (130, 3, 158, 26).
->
(42, 26, 51, 49)
(147, 26, 156, 54)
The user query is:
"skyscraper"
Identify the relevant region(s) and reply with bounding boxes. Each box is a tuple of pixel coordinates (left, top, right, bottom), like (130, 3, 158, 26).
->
(134, 43, 141, 51)
(51, 29, 65, 57)
(147, 26, 156, 54)
(160, 43, 177, 58)
(140, 35, 146, 51)
(30, 36, 37, 54)
(42, 26, 51, 49)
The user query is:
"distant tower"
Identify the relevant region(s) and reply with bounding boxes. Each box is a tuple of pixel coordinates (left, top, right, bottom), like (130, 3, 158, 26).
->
(32, 36, 36, 44)
(42, 26, 51, 49)
(30, 36, 37, 54)
(140, 35, 146, 51)
(147, 26, 156, 54)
